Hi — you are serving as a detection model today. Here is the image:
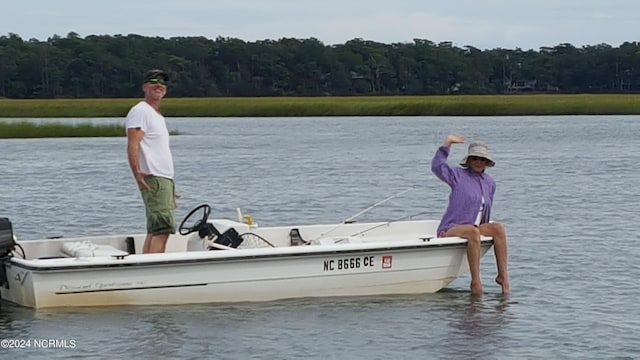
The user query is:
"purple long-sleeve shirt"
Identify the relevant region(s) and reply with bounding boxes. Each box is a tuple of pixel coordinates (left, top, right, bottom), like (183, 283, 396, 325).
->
(431, 146, 496, 235)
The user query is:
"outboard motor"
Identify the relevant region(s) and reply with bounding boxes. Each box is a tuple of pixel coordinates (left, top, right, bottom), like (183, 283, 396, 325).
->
(0, 217, 17, 288)
(0, 218, 15, 256)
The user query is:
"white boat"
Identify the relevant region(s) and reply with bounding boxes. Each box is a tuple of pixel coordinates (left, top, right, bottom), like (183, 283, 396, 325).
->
(0, 204, 494, 309)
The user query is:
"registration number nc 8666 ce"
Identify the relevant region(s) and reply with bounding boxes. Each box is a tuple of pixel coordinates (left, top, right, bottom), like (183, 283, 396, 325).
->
(323, 256, 375, 271)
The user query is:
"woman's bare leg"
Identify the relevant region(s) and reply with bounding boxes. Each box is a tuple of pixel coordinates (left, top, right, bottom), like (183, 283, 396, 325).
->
(479, 222, 510, 294)
(446, 225, 483, 295)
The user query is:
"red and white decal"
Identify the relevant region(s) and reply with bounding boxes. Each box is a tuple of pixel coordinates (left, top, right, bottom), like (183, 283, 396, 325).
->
(382, 255, 392, 269)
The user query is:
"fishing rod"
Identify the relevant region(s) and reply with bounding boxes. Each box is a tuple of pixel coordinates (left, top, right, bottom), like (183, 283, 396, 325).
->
(342, 188, 413, 224)
(313, 187, 414, 240)
(348, 211, 430, 237)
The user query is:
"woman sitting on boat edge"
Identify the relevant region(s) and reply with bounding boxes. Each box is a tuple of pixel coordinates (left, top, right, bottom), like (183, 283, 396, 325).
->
(431, 134, 510, 295)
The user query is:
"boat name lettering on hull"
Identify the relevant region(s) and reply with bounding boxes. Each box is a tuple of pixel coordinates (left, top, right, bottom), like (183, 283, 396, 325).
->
(58, 281, 147, 291)
(323, 256, 375, 271)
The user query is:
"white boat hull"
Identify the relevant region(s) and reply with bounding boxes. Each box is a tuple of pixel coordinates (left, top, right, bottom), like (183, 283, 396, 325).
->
(0, 218, 493, 308)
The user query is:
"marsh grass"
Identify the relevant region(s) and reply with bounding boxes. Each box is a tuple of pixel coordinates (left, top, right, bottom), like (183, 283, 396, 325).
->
(0, 121, 130, 138)
(2, 94, 640, 118)
(3, 94, 637, 138)
(0, 121, 182, 139)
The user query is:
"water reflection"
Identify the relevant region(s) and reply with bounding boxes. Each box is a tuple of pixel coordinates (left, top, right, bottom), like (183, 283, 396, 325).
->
(413, 290, 511, 359)
(0, 303, 34, 338)
(139, 308, 188, 358)
(457, 293, 513, 334)
(441, 290, 511, 326)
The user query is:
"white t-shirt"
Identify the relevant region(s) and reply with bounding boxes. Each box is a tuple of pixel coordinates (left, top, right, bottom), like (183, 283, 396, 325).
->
(125, 101, 174, 179)
(474, 196, 485, 226)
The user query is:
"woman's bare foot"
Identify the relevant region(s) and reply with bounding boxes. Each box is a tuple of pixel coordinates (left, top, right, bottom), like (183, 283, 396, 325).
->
(496, 275, 510, 295)
(470, 281, 484, 295)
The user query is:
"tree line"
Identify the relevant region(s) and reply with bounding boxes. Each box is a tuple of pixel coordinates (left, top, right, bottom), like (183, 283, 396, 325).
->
(1, 32, 640, 99)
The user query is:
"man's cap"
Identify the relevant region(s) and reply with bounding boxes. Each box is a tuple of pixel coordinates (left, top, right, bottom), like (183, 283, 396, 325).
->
(143, 69, 169, 83)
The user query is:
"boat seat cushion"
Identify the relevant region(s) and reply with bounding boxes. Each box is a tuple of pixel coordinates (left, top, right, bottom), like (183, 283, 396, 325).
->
(61, 241, 129, 257)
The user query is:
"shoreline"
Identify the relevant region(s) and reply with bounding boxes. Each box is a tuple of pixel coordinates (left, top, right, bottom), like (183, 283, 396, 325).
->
(2, 94, 640, 118)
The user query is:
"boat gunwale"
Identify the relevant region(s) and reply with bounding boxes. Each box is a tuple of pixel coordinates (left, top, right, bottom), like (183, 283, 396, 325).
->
(7, 238, 494, 272)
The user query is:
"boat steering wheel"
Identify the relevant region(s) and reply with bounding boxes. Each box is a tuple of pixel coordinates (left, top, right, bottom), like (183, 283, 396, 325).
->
(179, 204, 212, 235)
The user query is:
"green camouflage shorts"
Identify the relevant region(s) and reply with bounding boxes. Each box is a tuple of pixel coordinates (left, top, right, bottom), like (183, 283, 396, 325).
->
(140, 175, 176, 235)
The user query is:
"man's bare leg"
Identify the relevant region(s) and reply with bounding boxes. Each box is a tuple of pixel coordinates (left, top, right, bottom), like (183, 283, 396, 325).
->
(447, 225, 483, 295)
(142, 234, 152, 253)
(142, 233, 170, 253)
(480, 222, 510, 294)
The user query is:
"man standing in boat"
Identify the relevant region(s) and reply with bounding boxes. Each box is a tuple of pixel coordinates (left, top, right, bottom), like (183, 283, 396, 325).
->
(431, 134, 510, 295)
(125, 69, 177, 253)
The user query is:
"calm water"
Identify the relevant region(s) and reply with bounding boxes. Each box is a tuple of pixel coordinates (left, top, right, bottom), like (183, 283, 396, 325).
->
(1, 116, 639, 359)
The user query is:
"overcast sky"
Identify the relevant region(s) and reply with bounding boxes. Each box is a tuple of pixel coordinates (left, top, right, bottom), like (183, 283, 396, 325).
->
(2, 0, 638, 50)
